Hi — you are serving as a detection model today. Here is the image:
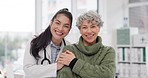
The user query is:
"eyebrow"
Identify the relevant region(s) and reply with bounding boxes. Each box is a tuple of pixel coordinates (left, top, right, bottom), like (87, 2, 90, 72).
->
(54, 19, 60, 22)
(55, 19, 70, 26)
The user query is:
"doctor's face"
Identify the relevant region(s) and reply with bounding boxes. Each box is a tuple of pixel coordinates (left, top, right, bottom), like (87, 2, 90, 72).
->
(80, 20, 100, 46)
(50, 14, 71, 42)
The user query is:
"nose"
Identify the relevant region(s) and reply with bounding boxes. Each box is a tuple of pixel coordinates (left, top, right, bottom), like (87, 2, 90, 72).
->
(87, 27, 92, 33)
(59, 25, 63, 31)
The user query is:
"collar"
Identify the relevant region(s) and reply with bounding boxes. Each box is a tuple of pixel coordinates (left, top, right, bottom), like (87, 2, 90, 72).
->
(76, 36, 103, 55)
(50, 40, 65, 50)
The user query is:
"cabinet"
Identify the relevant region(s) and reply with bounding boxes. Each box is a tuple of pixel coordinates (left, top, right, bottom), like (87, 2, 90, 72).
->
(116, 28, 148, 78)
(117, 46, 147, 78)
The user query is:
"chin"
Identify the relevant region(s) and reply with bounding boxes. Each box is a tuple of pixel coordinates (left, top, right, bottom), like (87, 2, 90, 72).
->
(87, 40, 96, 43)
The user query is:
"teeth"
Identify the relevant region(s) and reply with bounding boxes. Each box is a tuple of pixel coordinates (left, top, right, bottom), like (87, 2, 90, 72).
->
(86, 34, 93, 38)
(55, 30, 63, 35)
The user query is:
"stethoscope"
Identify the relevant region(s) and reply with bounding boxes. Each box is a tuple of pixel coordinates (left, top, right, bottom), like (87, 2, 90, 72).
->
(41, 39, 66, 65)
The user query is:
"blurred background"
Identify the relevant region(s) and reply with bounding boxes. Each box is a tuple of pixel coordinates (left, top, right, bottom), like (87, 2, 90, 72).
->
(0, 0, 148, 78)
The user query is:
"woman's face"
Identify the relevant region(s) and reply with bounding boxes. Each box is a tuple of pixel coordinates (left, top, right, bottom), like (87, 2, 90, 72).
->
(80, 20, 100, 46)
(50, 14, 71, 42)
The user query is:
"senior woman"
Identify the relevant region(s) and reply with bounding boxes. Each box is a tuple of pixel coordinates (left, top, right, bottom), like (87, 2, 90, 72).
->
(57, 10, 116, 78)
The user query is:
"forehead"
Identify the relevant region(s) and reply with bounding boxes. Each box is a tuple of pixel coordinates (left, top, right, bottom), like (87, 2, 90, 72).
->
(54, 14, 70, 23)
(81, 20, 97, 25)
(55, 14, 68, 20)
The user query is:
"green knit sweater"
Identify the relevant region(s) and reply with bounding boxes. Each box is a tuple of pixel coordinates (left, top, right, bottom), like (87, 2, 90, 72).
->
(57, 36, 116, 78)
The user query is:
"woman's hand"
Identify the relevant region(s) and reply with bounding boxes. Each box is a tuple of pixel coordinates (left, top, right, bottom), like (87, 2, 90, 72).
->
(58, 50, 76, 66)
(57, 62, 64, 70)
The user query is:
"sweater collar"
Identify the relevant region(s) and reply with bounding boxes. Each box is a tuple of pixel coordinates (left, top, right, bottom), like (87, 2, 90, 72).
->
(77, 36, 103, 55)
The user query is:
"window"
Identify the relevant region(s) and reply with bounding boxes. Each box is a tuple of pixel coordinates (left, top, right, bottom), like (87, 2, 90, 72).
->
(129, 0, 148, 34)
(0, 0, 35, 74)
(76, 0, 98, 17)
(42, 0, 71, 29)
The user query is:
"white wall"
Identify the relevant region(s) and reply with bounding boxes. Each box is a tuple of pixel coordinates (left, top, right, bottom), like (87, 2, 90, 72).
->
(99, 0, 128, 48)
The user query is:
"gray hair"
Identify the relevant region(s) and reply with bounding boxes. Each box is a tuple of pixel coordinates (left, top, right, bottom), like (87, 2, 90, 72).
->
(76, 10, 103, 29)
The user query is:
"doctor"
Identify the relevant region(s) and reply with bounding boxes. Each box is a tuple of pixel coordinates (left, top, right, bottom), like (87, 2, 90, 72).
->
(23, 8, 73, 78)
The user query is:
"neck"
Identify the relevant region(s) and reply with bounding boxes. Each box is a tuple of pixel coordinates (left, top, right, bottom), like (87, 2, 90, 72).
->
(51, 38, 62, 46)
(83, 40, 96, 46)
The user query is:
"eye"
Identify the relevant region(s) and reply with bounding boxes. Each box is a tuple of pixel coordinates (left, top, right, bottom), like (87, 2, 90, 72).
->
(55, 22, 60, 25)
(81, 26, 87, 29)
(64, 25, 70, 29)
(91, 25, 96, 28)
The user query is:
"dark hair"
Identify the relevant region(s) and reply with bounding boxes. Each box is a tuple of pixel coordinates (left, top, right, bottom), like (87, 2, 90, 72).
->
(30, 8, 73, 60)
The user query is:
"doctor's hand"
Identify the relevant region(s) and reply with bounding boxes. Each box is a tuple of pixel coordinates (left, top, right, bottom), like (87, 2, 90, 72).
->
(58, 50, 76, 66)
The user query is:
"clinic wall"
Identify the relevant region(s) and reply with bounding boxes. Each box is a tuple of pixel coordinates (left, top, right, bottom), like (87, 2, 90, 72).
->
(99, 0, 127, 48)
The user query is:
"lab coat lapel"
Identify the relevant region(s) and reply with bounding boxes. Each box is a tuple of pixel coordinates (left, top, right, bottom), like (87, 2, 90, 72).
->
(46, 45, 52, 61)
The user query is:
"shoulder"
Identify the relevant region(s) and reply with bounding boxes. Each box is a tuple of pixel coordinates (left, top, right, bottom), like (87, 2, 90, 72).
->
(64, 44, 75, 50)
(102, 45, 115, 53)
(64, 39, 71, 45)
(63, 43, 78, 52)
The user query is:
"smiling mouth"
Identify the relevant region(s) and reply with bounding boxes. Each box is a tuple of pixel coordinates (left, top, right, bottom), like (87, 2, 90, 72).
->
(55, 30, 63, 36)
(86, 34, 94, 38)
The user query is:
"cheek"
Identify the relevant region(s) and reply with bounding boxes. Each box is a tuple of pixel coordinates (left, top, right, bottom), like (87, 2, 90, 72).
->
(80, 30, 86, 35)
(50, 24, 54, 30)
(64, 29, 70, 34)
(94, 28, 100, 33)
(80, 29, 83, 34)
(97, 28, 100, 33)
(50, 26, 55, 34)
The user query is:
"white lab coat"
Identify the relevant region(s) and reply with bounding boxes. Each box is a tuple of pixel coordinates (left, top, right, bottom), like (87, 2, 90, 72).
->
(23, 39, 70, 78)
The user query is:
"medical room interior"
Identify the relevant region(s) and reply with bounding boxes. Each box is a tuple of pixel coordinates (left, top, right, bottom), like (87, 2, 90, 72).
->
(0, 0, 148, 78)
